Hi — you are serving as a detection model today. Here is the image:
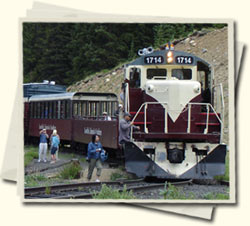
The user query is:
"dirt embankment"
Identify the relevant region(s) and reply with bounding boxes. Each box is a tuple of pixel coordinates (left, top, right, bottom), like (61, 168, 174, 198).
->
(68, 27, 229, 143)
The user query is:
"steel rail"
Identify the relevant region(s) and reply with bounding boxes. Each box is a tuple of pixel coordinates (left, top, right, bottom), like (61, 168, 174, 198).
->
(25, 179, 192, 199)
(25, 178, 144, 196)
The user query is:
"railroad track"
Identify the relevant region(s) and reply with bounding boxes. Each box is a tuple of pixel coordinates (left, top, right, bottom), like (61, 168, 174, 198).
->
(25, 179, 192, 199)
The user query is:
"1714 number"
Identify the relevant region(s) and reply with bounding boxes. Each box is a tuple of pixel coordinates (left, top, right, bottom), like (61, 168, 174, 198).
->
(175, 56, 193, 64)
(144, 56, 164, 64)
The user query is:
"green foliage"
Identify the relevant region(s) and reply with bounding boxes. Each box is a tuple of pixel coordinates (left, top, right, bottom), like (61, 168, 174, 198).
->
(58, 163, 82, 180)
(110, 172, 124, 181)
(23, 23, 227, 86)
(93, 184, 135, 199)
(203, 192, 229, 200)
(24, 146, 39, 167)
(25, 174, 47, 187)
(160, 183, 195, 200)
(45, 186, 51, 195)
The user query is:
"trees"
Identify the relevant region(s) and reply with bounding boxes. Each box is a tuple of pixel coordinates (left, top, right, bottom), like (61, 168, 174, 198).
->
(23, 23, 226, 86)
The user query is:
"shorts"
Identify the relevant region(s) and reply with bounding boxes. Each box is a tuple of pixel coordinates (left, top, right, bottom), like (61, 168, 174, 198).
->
(51, 146, 58, 155)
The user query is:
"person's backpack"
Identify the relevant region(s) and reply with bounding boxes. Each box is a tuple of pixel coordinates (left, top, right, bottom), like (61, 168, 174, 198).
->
(100, 150, 108, 162)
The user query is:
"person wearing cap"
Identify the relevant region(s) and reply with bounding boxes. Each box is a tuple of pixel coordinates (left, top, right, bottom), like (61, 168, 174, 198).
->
(102, 112, 111, 121)
(115, 104, 123, 118)
(38, 129, 49, 163)
(119, 112, 140, 144)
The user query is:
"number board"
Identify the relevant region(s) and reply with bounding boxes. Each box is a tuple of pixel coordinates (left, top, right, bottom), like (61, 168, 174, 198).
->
(144, 56, 164, 64)
(175, 56, 194, 65)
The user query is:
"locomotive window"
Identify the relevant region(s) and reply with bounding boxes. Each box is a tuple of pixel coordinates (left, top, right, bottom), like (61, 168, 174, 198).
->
(172, 69, 192, 80)
(147, 69, 167, 79)
(198, 71, 206, 90)
(129, 68, 141, 88)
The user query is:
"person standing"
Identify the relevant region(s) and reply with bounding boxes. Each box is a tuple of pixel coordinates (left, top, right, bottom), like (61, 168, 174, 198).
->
(38, 129, 49, 163)
(87, 134, 105, 182)
(119, 112, 140, 144)
(50, 129, 60, 160)
(50, 130, 60, 163)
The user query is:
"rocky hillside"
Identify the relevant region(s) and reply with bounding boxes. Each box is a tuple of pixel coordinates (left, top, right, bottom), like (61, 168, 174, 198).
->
(68, 27, 229, 143)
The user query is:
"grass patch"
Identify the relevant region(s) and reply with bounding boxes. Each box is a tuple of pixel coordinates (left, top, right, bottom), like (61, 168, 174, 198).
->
(203, 192, 229, 200)
(58, 163, 82, 180)
(24, 146, 39, 167)
(214, 151, 229, 181)
(25, 174, 47, 187)
(160, 183, 195, 200)
(93, 184, 135, 199)
(80, 158, 86, 163)
(110, 168, 136, 181)
(45, 186, 51, 195)
(110, 172, 124, 181)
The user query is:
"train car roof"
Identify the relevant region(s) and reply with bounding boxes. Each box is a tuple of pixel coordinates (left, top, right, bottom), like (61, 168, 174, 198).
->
(126, 50, 211, 67)
(28, 92, 118, 102)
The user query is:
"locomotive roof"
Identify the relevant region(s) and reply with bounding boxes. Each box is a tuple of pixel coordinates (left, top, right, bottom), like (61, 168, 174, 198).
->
(28, 92, 118, 102)
(127, 50, 211, 67)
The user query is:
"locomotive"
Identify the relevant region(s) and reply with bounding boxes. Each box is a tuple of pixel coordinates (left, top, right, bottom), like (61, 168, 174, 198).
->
(24, 43, 227, 180)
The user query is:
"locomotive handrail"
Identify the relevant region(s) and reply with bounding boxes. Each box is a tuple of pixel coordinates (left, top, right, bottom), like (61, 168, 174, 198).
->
(130, 102, 168, 141)
(187, 102, 223, 143)
(130, 101, 223, 143)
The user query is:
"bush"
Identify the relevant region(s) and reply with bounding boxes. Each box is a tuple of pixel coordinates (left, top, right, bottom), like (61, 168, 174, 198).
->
(25, 174, 47, 187)
(93, 184, 135, 199)
(24, 147, 39, 167)
(59, 163, 82, 180)
(203, 192, 229, 200)
(160, 183, 195, 200)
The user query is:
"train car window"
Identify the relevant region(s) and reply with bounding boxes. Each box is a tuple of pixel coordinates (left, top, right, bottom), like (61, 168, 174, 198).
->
(30, 102, 33, 118)
(49, 101, 52, 119)
(111, 101, 117, 117)
(44, 102, 48, 119)
(129, 68, 141, 88)
(60, 101, 65, 119)
(57, 101, 61, 119)
(53, 102, 56, 119)
(78, 102, 81, 117)
(81, 101, 85, 117)
(73, 102, 78, 117)
(37, 102, 41, 119)
(147, 69, 167, 79)
(172, 69, 192, 80)
(40, 102, 44, 118)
